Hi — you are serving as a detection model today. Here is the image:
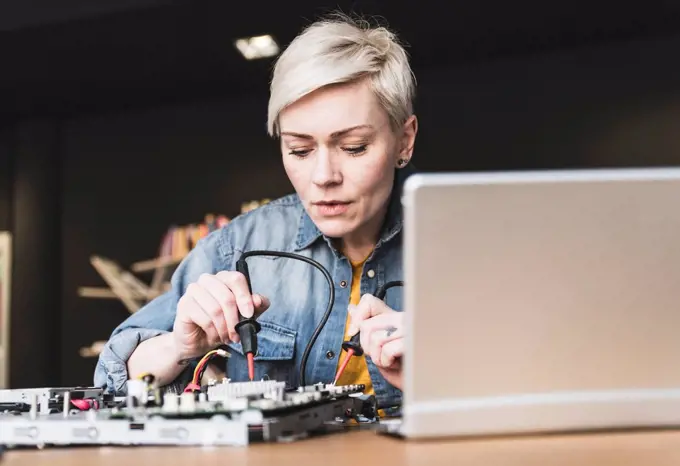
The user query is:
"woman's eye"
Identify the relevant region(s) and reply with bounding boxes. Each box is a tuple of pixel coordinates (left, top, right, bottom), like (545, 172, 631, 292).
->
(289, 148, 311, 157)
(343, 145, 367, 155)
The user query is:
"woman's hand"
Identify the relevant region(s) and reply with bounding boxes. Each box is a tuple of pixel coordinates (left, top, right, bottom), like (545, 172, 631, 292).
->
(172, 271, 270, 361)
(347, 294, 405, 390)
(127, 272, 270, 388)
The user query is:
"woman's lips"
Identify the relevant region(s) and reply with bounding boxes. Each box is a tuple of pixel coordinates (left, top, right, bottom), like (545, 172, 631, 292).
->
(313, 201, 351, 216)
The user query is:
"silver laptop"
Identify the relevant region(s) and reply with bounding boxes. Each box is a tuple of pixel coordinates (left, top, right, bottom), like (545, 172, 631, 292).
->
(389, 167, 680, 439)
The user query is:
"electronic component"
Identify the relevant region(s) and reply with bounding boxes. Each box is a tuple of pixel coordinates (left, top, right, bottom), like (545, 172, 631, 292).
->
(0, 387, 108, 415)
(0, 381, 377, 448)
(183, 348, 230, 393)
(0, 251, 387, 449)
(206, 379, 286, 402)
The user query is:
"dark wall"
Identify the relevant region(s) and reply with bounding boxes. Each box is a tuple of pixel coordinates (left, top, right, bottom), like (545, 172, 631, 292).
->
(0, 0, 170, 31)
(412, 35, 680, 172)
(7, 122, 62, 388)
(0, 129, 12, 231)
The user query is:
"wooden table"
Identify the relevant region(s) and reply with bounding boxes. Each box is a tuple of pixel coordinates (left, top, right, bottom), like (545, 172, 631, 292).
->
(4, 429, 680, 465)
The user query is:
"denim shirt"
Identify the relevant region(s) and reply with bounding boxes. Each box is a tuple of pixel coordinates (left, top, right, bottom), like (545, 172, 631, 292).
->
(94, 165, 414, 412)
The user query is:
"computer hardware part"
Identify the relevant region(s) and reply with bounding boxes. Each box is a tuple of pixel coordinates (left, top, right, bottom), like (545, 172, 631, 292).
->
(0, 381, 376, 448)
(0, 387, 108, 415)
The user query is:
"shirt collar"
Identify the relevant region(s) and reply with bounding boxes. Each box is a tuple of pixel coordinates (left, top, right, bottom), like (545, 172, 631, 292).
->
(294, 163, 416, 251)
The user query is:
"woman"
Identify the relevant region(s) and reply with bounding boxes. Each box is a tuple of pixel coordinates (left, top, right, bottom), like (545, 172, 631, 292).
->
(94, 13, 418, 413)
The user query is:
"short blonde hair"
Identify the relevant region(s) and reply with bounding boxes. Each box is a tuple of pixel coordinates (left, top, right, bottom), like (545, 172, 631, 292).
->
(267, 13, 416, 137)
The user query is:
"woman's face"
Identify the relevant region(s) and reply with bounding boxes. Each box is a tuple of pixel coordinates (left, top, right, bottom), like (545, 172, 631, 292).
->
(278, 78, 417, 242)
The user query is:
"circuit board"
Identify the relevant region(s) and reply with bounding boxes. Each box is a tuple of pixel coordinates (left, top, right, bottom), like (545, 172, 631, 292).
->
(0, 387, 107, 415)
(0, 381, 377, 448)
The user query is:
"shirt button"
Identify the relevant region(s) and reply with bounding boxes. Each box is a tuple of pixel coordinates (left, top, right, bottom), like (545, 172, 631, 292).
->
(366, 269, 375, 278)
(326, 351, 335, 359)
(340, 280, 348, 288)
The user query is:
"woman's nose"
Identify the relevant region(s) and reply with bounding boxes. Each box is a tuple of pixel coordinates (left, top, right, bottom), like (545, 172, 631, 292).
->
(311, 149, 342, 187)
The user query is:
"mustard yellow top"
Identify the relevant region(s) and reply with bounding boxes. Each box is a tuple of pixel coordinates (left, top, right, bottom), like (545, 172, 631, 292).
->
(335, 256, 374, 392)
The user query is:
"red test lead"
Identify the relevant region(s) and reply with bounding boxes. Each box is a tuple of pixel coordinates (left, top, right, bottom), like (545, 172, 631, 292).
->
(334, 332, 363, 384)
(333, 280, 404, 385)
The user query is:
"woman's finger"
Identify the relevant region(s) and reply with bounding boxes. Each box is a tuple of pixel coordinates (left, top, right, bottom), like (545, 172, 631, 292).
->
(216, 271, 255, 318)
(197, 273, 240, 342)
(180, 294, 221, 346)
(347, 294, 393, 335)
(358, 312, 403, 354)
(379, 338, 404, 368)
(187, 281, 230, 343)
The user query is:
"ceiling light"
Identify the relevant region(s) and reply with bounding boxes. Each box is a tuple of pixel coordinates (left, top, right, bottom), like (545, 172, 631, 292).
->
(234, 34, 279, 60)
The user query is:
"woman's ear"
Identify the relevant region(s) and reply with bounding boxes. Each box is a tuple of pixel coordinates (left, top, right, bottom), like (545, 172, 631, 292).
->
(397, 115, 418, 166)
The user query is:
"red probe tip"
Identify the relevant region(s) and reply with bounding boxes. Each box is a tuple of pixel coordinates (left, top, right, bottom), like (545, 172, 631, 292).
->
(333, 348, 355, 385)
(247, 352, 255, 381)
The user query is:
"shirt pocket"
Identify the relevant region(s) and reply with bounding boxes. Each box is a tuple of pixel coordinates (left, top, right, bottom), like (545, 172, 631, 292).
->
(225, 320, 297, 386)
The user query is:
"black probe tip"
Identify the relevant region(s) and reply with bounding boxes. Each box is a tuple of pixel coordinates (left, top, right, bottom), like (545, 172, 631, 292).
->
(341, 332, 364, 356)
(235, 318, 261, 354)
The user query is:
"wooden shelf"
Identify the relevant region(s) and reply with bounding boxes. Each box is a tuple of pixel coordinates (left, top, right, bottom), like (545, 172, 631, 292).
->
(78, 287, 118, 298)
(131, 255, 183, 273)
(77, 286, 167, 300)
(79, 340, 106, 358)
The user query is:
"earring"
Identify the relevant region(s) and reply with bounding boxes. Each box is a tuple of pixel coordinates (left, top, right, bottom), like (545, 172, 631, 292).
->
(397, 158, 408, 168)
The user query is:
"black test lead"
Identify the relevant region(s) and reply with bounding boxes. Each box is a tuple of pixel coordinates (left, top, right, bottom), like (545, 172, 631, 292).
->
(233, 250, 336, 386)
(234, 257, 261, 380)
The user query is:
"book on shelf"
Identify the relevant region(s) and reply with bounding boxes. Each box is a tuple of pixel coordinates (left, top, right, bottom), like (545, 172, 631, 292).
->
(132, 213, 230, 272)
(133, 201, 270, 272)
(162, 213, 230, 260)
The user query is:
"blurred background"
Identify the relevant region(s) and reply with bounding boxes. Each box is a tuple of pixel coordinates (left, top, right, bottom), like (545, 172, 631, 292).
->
(1, 0, 680, 389)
